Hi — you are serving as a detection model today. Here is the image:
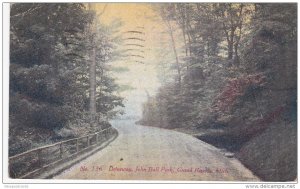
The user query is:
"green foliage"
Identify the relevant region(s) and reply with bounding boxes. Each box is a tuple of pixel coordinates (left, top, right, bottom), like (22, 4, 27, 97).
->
(141, 3, 297, 132)
(141, 4, 297, 181)
(9, 3, 123, 155)
(10, 4, 91, 132)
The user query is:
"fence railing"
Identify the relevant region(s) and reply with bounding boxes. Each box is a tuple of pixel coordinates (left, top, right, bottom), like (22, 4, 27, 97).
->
(9, 126, 116, 179)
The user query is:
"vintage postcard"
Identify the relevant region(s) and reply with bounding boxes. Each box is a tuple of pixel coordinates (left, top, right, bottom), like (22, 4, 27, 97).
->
(2, 1, 298, 187)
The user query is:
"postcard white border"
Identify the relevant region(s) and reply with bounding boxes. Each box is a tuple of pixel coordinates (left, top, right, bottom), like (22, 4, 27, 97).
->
(1, 0, 299, 188)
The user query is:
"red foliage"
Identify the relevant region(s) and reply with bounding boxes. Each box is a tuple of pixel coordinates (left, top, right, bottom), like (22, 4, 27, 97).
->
(212, 73, 266, 112)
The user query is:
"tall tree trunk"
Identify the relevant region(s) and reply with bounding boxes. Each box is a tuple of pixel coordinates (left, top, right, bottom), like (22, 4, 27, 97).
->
(89, 4, 97, 126)
(89, 47, 96, 124)
(160, 6, 181, 90)
(88, 4, 108, 127)
(233, 4, 244, 67)
(187, 32, 192, 56)
(167, 22, 181, 89)
(228, 27, 234, 60)
(181, 25, 190, 72)
(178, 4, 189, 57)
(182, 27, 188, 57)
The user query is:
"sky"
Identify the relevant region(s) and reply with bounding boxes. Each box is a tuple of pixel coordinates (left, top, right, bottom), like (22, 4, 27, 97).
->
(91, 3, 172, 119)
(94, 3, 166, 93)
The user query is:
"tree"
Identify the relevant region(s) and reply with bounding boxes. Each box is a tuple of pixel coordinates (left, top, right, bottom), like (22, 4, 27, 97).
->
(87, 4, 109, 127)
(9, 3, 123, 155)
(158, 4, 182, 90)
(215, 3, 251, 65)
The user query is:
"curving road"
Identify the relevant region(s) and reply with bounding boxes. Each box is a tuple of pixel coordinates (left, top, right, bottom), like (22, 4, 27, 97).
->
(54, 118, 259, 181)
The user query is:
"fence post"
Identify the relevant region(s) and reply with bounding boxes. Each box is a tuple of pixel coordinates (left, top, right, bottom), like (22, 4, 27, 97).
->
(76, 139, 79, 153)
(59, 142, 63, 159)
(87, 136, 90, 147)
(9, 159, 14, 178)
(37, 149, 43, 168)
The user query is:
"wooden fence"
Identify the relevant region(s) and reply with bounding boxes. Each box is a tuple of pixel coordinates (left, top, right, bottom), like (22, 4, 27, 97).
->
(9, 126, 116, 179)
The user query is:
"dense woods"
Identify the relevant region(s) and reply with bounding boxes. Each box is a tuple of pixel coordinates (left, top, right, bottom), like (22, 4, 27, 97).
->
(9, 3, 123, 156)
(140, 3, 297, 181)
